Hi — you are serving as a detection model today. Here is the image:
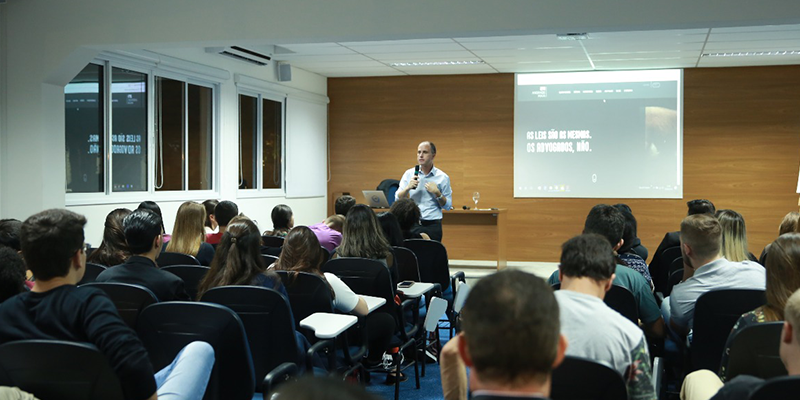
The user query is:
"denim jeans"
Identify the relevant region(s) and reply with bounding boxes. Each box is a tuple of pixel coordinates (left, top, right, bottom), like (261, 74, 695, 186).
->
(155, 341, 215, 400)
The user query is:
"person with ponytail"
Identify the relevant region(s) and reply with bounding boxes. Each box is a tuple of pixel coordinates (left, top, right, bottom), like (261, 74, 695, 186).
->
(196, 215, 283, 298)
(87, 208, 132, 267)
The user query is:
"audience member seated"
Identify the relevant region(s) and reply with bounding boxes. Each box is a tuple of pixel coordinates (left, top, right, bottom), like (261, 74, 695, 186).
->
(263, 204, 293, 237)
(198, 216, 286, 298)
(548, 204, 665, 340)
(556, 234, 657, 400)
(202, 199, 219, 234)
(205, 200, 238, 245)
(715, 209, 758, 263)
(86, 208, 131, 267)
(335, 195, 357, 217)
(443, 269, 567, 400)
(335, 205, 395, 277)
(614, 203, 649, 261)
(196, 216, 310, 366)
(650, 199, 715, 267)
(0, 246, 27, 302)
(615, 205, 653, 290)
(759, 211, 799, 266)
(718, 232, 800, 381)
(0, 218, 31, 289)
(664, 214, 766, 339)
(0, 209, 214, 400)
(389, 198, 430, 240)
(96, 209, 190, 301)
(137, 200, 170, 243)
(681, 288, 800, 400)
(272, 226, 397, 380)
(377, 212, 405, 248)
(166, 201, 215, 266)
(308, 214, 345, 253)
(0, 219, 22, 252)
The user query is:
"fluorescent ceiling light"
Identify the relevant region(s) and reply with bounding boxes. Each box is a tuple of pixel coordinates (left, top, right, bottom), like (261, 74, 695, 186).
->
(702, 50, 800, 57)
(389, 60, 485, 67)
(557, 33, 589, 41)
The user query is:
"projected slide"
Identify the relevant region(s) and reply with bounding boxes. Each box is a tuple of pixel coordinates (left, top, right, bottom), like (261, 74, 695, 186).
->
(514, 69, 682, 199)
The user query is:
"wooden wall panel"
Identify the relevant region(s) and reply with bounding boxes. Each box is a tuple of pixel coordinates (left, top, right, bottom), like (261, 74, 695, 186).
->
(328, 67, 800, 263)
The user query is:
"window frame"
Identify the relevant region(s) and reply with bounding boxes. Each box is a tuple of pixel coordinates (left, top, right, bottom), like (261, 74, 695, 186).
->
(236, 88, 286, 199)
(65, 55, 221, 206)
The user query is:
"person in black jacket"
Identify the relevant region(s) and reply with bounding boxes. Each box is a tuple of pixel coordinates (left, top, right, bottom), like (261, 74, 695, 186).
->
(0, 208, 213, 400)
(96, 209, 190, 301)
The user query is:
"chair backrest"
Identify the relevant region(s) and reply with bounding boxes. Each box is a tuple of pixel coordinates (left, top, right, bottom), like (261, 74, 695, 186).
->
(157, 251, 201, 267)
(77, 262, 108, 285)
(322, 257, 395, 315)
(393, 246, 421, 282)
(274, 271, 335, 327)
(668, 256, 684, 274)
(81, 282, 158, 328)
(691, 289, 766, 372)
(551, 356, 627, 400)
(377, 178, 400, 206)
(725, 322, 787, 380)
(200, 286, 298, 391)
(262, 254, 280, 266)
(136, 301, 255, 400)
(653, 245, 682, 293)
(161, 265, 210, 300)
(603, 285, 638, 324)
(0, 340, 124, 400)
(262, 235, 285, 248)
(403, 239, 450, 292)
(665, 268, 684, 297)
(749, 375, 800, 400)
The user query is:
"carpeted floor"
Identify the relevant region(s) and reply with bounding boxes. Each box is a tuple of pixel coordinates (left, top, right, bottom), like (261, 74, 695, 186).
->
(364, 323, 453, 400)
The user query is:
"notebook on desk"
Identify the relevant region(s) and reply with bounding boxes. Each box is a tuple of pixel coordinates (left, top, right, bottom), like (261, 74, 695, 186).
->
(362, 190, 390, 208)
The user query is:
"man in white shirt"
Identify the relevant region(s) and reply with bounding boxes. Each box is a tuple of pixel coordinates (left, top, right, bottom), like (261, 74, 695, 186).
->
(556, 233, 657, 400)
(666, 214, 766, 338)
(395, 141, 452, 241)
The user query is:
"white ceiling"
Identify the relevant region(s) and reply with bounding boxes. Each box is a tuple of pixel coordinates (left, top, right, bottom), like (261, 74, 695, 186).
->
(262, 24, 800, 77)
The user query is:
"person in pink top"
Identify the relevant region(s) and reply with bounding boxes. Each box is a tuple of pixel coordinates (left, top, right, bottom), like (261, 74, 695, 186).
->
(308, 214, 345, 253)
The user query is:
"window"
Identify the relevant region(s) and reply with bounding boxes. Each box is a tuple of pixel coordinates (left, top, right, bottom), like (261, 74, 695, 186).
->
(65, 59, 217, 200)
(238, 93, 284, 192)
(155, 77, 214, 191)
(65, 64, 104, 193)
(111, 67, 148, 192)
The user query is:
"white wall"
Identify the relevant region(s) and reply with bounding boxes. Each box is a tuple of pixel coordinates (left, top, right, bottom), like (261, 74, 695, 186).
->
(3, 0, 800, 240)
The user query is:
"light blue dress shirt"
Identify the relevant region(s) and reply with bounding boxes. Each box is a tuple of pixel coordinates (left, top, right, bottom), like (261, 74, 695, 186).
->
(396, 166, 452, 220)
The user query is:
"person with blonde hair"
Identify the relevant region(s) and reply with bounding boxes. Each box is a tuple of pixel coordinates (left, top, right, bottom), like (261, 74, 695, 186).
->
(166, 201, 215, 265)
(715, 209, 756, 263)
(718, 232, 800, 381)
(681, 286, 800, 400)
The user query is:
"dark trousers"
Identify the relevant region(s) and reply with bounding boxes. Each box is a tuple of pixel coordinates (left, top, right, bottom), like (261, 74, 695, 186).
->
(420, 219, 443, 242)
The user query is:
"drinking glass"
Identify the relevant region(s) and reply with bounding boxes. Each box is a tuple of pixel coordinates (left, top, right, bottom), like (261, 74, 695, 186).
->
(472, 192, 480, 209)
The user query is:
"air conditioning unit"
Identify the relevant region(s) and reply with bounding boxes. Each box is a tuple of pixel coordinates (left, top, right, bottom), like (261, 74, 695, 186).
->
(206, 46, 272, 66)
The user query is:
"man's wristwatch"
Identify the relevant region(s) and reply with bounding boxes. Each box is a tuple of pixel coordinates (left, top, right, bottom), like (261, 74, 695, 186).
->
(437, 194, 445, 201)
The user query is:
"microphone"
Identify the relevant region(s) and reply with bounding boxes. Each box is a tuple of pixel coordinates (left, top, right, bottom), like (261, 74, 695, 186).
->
(414, 165, 420, 176)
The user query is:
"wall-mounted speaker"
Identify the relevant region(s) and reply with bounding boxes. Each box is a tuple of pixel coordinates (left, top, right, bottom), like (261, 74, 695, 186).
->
(277, 62, 292, 82)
